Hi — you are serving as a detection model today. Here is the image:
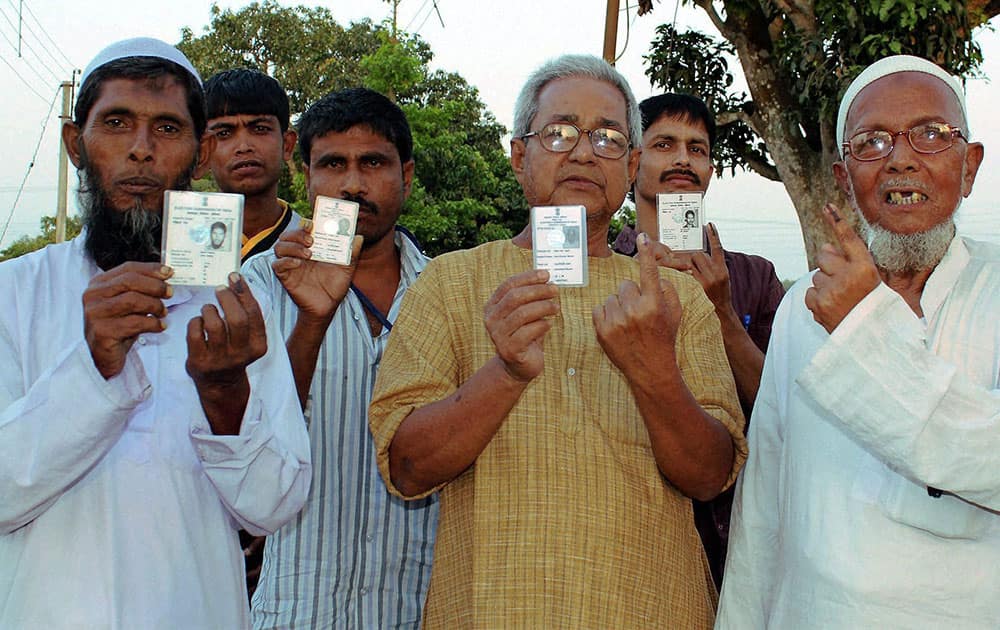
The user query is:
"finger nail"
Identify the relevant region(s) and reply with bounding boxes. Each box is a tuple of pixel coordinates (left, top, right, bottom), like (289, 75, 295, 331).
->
(638, 232, 649, 246)
(304, 236, 313, 247)
(160, 266, 173, 277)
(215, 284, 228, 293)
(710, 223, 718, 236)
(229, 272, 246, 294)
(164, 285, 173, 299)
(160, 319, 167, 331)
(826, 204, 842, 222)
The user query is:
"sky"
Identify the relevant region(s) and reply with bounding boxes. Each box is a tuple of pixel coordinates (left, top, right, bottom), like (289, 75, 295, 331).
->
(0, 0, 997, 280)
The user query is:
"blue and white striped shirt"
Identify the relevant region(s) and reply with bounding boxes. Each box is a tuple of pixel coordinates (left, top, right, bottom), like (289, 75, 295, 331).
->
(244, 230, 438, 629)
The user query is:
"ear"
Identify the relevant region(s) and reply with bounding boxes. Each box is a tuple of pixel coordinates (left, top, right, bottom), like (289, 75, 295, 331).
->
(401, 158, 415, 199)
(282, 129, 297, 162)
(510, 137, 526, 175)
(62, 121, 83, 168)
(961, 142, 984, 198)
(303, 161, 311, 192)
(832, 160, 852, 196)
(705, 163, 715, 191)
(625, 146, 640, 185)
(193, 133, 217, 180)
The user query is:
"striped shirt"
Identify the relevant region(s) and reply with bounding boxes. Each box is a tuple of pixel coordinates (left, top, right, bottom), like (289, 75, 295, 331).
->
(244, 230, 438, 629)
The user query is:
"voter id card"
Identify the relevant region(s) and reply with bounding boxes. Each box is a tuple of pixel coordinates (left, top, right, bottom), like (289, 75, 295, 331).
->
(531, 205, 587, 287)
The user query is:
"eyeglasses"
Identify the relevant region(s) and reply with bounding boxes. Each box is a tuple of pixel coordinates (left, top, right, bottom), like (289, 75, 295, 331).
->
(520, 122, 631, 160)
(843, 122, 966, 162)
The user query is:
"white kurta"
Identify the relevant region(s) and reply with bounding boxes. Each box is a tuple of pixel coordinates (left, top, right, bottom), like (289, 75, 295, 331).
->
(0, 237, 311, 629)
(718, 236, 1000, 629)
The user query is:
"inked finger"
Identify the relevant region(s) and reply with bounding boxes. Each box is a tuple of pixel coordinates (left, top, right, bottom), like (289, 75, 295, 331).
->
(216, 286, 249, 350)
(635, 233, 662, 297)
(706, 223, 725, 262)
(227, 273, 265, 331)
(823, 203, 868, 260)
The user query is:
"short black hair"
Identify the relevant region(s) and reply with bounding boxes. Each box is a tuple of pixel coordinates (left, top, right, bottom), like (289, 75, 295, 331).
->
(74, 57, 206, 138)
(204, 69, 291, 132)
(298, 87, 412, 166)
(638, 93, 716, 153)
(211, 221, 226, 232)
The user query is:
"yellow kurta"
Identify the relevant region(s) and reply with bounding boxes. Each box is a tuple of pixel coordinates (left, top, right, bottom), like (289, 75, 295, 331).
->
(369, 240, 746, 629)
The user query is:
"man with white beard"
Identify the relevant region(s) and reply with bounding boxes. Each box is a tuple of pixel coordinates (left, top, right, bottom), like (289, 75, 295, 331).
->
(717, 55, 1000, 627)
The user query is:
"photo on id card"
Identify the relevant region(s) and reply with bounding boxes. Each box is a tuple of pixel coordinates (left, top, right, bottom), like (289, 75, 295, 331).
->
(161, 190, 244, 286)
(310, 196, 360, 265)
(656, 192, 705, 252)
(531, 205, 587, 287)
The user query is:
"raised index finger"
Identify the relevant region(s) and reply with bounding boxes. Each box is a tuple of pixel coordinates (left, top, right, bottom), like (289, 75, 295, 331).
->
(706, 223, 725, 263)
(635, 232, 662, 298)
(823, 203, 868, 261)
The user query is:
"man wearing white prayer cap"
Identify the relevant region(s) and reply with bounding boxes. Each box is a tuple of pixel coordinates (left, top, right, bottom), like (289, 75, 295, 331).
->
(0, 38, 311, 628)
(717, 54, 1000, 627)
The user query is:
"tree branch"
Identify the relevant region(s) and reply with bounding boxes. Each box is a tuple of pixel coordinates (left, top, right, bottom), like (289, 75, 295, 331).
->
(771, 0, 817, 34)
(692, 0, 736, 42)
(717, 109, 760, 138)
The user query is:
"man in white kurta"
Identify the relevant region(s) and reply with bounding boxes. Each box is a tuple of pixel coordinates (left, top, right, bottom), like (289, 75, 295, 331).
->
(0, 38, 311, 629)
(718, 56, 999, 628)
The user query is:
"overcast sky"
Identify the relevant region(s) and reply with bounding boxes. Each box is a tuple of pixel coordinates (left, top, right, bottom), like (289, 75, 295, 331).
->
(1, 0, 997, 278)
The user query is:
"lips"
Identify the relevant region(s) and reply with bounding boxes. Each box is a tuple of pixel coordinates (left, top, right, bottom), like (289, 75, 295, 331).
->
(231, 159, 264, 172)
(885, 190, 929, 205)
(116, 177, 161, 195)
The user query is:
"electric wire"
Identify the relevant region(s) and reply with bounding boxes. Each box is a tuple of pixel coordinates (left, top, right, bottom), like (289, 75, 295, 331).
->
(0, 85, 60, 247)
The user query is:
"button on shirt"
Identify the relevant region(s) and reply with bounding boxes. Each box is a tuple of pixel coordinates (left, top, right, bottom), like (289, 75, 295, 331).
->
(0, 237, 312, 629)
(718, 236, 1000, 628)
(246, 230, 438, 629)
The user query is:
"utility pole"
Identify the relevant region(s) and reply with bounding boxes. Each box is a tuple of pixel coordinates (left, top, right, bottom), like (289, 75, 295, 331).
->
(603, 0, 621, 65)
(55, 80, 72, 243)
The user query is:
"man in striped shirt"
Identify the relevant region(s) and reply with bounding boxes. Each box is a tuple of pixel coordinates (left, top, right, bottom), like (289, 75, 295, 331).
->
(244, 88, 438, 629)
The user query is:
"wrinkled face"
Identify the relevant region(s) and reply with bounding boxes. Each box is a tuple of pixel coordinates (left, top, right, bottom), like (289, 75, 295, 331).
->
(635, 113, 713, 205)
(511, 76, 639, 223)
(303, 125, 413, 250)
(834, 72, 983, 236)
(66, 77, 205, 214)
(207, 113, 296, 198)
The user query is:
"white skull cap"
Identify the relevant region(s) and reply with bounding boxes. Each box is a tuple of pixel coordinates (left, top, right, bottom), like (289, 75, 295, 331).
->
(80, 37, 201, 88)
(836, 54, 968, 157)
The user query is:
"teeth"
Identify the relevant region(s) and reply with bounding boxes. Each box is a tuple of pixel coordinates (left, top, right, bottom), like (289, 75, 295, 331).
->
(887, 191, 928, 205)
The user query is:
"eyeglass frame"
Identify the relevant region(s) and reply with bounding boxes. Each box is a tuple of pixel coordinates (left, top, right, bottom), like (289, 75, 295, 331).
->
(842, 122, 967, 162)
(518, 122, 632, 160)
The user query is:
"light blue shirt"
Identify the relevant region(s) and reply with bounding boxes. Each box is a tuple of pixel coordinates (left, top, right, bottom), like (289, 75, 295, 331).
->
(245, 230, 438, 629)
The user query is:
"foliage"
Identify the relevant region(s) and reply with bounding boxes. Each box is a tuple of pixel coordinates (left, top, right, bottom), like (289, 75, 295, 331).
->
(179, 2, 523, 257)
(642, 0, 996, 264)
(0, 215, 82, 261)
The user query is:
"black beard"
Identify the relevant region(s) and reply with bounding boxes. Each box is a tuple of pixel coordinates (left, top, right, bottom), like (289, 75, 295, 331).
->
(79, 156, 194, 271)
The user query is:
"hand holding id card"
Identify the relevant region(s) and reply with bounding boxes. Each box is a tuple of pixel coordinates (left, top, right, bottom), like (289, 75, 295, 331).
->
(161, 190, 243, 286)
(309, 196, 360, 265)
(531, 205, 587, 287)
(656, 192, 704, 252)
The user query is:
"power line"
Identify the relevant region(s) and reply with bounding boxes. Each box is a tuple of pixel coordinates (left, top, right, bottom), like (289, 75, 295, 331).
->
(19, 0, 74, 69)
(403, 0, 431, 32)
(0, 85, 60, 247)
(0, 5, 65, 84)
(4, 1, 72, 77)
(0, 49, 49, 102)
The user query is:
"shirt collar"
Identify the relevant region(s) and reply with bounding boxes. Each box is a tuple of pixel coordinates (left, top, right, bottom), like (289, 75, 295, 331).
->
(920, 233, 969, 318)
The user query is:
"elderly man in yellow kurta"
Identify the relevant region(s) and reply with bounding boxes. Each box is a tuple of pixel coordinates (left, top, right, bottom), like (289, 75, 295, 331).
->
(368, 54, 746, 628)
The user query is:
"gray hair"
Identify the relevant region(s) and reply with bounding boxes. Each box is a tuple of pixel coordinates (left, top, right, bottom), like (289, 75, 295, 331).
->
(512, 54, 642, 146)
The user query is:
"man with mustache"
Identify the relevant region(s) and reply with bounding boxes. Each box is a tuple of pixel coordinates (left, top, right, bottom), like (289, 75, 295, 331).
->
(718, 56, 1000, 626)
(243, 88, 438, 629)
(369, 55, 745, 627)
(0, 38, 311, 629)
(623, 93, 785, 587)
(204, 69, 301, 263)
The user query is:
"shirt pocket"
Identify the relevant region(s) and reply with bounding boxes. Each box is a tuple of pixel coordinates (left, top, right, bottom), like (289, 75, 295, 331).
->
(878, 469, 993, 540)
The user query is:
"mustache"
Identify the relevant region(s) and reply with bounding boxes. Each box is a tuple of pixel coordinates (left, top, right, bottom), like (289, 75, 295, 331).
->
(340, 192, 379, 215)
(660, 168, 701, 186)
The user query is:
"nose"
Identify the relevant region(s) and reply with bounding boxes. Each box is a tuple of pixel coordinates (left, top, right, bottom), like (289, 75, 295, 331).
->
(672, 145, 692, 166)
(567, 130, 597, 163)
(883, 131, 920, 173)
(128, 126, 154, 162)
(340, 165, 367, 196)
(235, 129, 254, 155)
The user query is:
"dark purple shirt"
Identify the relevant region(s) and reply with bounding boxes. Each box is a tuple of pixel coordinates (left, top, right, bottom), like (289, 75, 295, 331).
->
(613, 223, 785, 588)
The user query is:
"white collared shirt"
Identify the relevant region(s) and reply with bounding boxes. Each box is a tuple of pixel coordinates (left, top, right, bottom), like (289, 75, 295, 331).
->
(0, 237, 311, 629)
(718, 236, 1000, 629)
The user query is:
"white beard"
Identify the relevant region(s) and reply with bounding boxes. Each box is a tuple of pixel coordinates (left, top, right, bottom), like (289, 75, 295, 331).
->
(853, 203, 956, 274)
